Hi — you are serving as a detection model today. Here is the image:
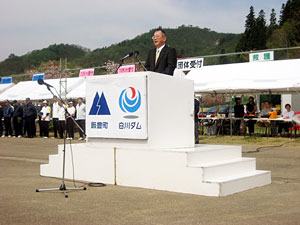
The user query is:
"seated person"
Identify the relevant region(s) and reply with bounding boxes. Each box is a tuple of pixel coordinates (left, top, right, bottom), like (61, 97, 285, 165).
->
(278, 104, 295, 137)
(260, 101, 273, 118)
(257, 101, 273, 128)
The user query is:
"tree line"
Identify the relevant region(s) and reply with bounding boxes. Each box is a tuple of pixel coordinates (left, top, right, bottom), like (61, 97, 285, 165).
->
(236, 0, 300, 54)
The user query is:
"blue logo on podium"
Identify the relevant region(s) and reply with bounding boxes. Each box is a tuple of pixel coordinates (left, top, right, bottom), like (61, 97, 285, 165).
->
(119, 87, 141, 113)
(89, 92, 111, 115)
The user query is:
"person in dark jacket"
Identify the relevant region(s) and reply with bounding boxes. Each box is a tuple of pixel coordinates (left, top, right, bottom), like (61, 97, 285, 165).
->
(144, 28, 177, 76)
(194, 98, 200, 144)
(2, 100, 13, 137)
(234, 97, 245, 135)
(246, 96, 257, 136)
(12, 100, 23, 138)
(0, 104, 3, 137)
(24, 98, 37, 138)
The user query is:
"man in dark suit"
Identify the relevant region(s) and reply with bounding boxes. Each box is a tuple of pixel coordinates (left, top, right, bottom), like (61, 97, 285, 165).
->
(145, 28, 177, 75)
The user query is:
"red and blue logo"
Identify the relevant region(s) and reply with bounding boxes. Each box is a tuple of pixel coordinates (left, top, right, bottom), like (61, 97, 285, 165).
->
(119, 87, 141, 113)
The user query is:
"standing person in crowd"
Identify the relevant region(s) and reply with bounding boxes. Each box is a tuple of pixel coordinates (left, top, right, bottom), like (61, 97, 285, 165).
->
(2, 100, 13, 137)
(234, 97, 245, 135)
(52, 96, 59, 139)
(0, 104, 3, 137)
(194, 98, 200, 144)
(22, 102, 27, 136)
(57, 100, 66, 139)
(76, 97, 86, 140)
(24, 98, 37, 138)
(246, 96, 257, 136)
(36, 100, 43, 137)
(12, 100, 23, 138)
(278, 104, 295, 137)
(40, 100, 51, 138)
(66, 101, 76, 140)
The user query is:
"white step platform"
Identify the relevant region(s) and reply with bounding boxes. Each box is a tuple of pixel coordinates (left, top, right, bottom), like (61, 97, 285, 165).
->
(40, 72, 271, 196)
(40, 143, 271, 197)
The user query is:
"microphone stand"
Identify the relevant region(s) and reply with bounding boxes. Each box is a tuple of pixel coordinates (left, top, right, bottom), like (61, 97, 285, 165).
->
(114, 59, 125, 74)
(36, 84, 86, 198)
(134, 54, 147, 71)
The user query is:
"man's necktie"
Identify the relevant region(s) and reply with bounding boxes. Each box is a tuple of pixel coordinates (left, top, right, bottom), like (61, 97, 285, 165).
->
(155, 49, 160, 65)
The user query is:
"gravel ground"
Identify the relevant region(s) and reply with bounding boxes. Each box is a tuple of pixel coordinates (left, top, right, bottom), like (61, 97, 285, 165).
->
(0, 138, 300, 225)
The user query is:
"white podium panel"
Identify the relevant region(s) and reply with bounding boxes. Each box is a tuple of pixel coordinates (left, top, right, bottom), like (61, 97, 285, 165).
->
(87, 72, 195, 149)
(86, 75, 147, 139)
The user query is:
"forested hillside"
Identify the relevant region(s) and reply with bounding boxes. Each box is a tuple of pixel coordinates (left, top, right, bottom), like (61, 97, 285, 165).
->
(0, 26, 241, 76)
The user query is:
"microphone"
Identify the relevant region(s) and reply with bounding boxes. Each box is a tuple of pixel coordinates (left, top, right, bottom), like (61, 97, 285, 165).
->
(120, 52, 133, 61)
(37, 78, 53, 88)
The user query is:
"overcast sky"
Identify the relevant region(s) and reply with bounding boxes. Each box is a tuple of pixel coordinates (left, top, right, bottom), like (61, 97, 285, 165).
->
(0, 0, 284, 61)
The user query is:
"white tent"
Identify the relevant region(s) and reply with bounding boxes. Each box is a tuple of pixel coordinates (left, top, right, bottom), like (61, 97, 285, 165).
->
(0, 83, 14, 95)
(66, 77, 86, 99)
(185, 59, 300, 95)
(0, 77, 84, 101)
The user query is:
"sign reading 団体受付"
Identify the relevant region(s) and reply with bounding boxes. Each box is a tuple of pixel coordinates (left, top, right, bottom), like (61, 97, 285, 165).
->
(86, 75, 147, 139)
(118, 65, 136, 74)
(1, 77, 12, 84)
(32, 73, 45, 81)
(249, 51, 274, 63)
(176, 57, 204, 71)
(79, 68, 94, 77)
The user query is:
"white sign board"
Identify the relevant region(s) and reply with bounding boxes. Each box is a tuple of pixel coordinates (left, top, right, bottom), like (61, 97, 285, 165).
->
(86, 75, 148, 139)
(177, 57, 204, 71)
(249, 51, 274, 62)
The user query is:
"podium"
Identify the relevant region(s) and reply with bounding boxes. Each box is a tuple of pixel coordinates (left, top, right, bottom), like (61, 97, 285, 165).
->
(40, 72, 271, 196)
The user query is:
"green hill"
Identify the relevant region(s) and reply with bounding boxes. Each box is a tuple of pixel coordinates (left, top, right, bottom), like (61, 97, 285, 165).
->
(81, 26, 241, 67)
(0, 26, 242, 77)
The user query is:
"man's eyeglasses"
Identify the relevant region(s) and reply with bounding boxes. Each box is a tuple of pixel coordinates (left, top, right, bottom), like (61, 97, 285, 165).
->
(152, 35, 163, 39)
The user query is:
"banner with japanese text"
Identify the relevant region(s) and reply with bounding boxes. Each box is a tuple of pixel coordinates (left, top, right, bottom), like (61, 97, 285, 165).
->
(177, 57, 204, 71)
(249, 51, 274, 62)
(1, 77, 12, 84)
(32, 73, 45, 81)
(118, 65, 136, 74)
(79, 68, 94, 77)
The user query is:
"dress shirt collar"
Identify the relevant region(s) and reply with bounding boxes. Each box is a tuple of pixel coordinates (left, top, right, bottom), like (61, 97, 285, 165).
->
(156, 44, 165, 53)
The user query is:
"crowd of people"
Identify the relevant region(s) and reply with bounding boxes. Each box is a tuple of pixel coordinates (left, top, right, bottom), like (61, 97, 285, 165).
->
(233, 96, 295, 136)
(0, 96, 86, 140)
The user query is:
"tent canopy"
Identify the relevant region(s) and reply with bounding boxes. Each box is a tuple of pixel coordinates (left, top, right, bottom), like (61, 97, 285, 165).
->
(66, 77, 86, 99)
(0, 83, 14, 95)
(0, 77, 84, 101)
(185, 59, 300, 95)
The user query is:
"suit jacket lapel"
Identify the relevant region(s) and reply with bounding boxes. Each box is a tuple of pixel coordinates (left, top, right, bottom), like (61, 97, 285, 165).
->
(155, 46, 167, 69)
(151, 49, 156, 69)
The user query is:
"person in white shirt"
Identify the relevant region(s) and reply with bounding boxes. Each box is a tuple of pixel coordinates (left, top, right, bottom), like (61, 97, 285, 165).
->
(52, 96, 59, 138)
(66, 101, 76, 139)
(57, 101, 66, 139)
(41, 100, 51, 138)
(76, 97, 86, 140)
(278, 104, 295, 137)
